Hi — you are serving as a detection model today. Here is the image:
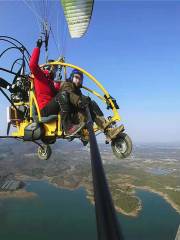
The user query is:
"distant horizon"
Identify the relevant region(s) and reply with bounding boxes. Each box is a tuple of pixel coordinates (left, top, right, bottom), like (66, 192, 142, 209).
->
(1, 137, 180, 147)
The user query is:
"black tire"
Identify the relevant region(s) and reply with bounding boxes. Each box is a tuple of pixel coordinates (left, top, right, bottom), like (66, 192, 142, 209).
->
(111, 133, 132, 159)
(37, 144, 52, 160)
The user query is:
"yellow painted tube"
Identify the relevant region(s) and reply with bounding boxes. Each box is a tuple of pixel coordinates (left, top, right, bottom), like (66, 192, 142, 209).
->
(42, 61, 121, 122)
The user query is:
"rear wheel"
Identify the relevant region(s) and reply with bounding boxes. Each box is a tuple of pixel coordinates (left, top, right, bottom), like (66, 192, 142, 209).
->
(37, 144, 52, 160)
(111, 133, 132, 159)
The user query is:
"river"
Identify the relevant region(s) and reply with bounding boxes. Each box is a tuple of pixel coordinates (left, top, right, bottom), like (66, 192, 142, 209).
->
(0, 181, 179, 240)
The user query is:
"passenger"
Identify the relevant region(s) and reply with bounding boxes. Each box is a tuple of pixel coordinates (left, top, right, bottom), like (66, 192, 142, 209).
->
(59, 69, 124, 140)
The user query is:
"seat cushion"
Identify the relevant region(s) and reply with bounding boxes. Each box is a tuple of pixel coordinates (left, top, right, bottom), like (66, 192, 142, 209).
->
(33, 115, 58, 123)
(41, 115, 58, 123)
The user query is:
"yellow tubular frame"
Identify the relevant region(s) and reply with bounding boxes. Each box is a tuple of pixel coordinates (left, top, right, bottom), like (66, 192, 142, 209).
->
(11, 62, 121, 138)
(47, 61, 121, 123)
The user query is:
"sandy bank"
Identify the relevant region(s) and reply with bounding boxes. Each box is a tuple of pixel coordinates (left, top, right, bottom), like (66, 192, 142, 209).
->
(0, 189, 37, 199)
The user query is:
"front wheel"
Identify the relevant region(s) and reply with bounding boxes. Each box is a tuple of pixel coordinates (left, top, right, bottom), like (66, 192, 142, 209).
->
(37, 144, 52, 160)
(111, 133, 132, 159)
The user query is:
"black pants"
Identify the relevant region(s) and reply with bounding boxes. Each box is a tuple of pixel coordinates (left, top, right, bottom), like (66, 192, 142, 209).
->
(41, 92, 103, 121)
(88, 100, 103, 121)
(41, 93, 60, 117)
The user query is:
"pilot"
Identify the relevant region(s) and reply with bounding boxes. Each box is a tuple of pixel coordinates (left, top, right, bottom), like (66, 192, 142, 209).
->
(29, 39, 84, 137)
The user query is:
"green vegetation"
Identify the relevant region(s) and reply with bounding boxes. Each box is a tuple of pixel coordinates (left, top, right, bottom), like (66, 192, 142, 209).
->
(113, 190, 140, 214)
(0, 141, 180, 216)
(164, 189, 180, 207)
(31, 168, 44, 177)
(104, 163, 180, 213)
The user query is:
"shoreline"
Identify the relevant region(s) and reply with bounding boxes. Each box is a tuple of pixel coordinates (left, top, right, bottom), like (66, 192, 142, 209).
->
(132, 185, 180, 214)
(0, 189, 37, 199)
(115, 200, 142, 217)
(86, 192, 142, 217)
(1, 177, 179, 216)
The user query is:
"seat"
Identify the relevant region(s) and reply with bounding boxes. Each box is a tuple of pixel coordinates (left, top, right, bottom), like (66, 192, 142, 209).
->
(32, 102, 58, 123)
(33, 114, 58, 123)
(31, 82, 60, 124)
(40, 115, 58, 123)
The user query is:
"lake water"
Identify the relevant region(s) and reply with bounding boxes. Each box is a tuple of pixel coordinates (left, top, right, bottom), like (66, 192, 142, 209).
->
(0, 181, 179, 240)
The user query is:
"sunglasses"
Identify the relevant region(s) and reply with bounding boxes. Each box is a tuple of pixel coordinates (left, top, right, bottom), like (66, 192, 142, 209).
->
(43, 65, 58, 72)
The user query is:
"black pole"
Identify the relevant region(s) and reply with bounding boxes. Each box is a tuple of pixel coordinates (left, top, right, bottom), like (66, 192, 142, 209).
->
(86, 107, 124, 240)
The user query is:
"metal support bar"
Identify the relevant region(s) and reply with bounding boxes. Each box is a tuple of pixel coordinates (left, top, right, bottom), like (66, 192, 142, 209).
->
(86, 107, 124, 240)
(0, 67, 20, 76)
(0, 136, 22, 139)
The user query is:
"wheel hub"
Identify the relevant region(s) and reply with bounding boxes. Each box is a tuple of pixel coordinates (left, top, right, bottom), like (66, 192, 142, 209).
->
(114, 139, 127, 154)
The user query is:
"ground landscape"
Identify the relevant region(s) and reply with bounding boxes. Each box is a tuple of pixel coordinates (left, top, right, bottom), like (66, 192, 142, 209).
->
(0, 139, 180, 217)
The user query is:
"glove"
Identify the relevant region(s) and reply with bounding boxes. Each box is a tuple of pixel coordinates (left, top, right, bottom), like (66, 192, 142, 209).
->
(78, 96, 91, 109)
(36, 39, 43, 48)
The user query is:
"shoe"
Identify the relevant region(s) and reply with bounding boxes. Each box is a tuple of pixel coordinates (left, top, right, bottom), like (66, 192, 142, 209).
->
(65, 123, 85, 137)
(105, 124, 124, 140)
(94, 116, 110, 130)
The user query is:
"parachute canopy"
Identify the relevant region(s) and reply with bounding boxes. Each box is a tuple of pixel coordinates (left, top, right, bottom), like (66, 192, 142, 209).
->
(61, 0, 94, 38)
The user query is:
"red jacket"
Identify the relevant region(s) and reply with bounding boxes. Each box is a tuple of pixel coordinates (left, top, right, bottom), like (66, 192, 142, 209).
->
(29, 47, 60, 110)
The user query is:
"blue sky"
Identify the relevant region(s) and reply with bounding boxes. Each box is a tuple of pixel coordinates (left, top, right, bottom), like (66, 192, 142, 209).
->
(0, 1, 180, 143)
